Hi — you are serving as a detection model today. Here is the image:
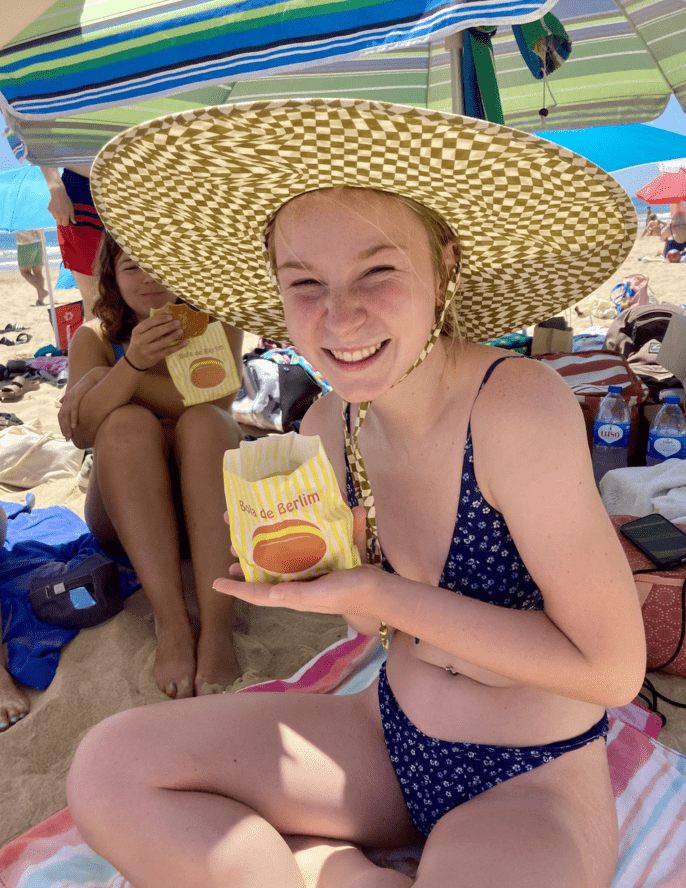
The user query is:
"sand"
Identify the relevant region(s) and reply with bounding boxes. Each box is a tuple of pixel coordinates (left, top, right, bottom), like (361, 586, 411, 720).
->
(1, 236, 686, 846)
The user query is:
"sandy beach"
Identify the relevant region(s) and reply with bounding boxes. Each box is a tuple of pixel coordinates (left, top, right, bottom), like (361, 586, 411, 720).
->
(2, 233, 686, 845)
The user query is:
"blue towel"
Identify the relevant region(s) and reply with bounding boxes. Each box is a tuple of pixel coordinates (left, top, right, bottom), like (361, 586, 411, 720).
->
(1, 502, 139, 690)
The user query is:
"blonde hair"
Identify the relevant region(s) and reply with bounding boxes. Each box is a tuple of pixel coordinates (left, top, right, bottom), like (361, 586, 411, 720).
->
(264, 187, 462, 342)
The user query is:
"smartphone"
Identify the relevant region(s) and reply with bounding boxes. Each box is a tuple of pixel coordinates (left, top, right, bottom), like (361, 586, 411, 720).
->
(620, 514, 686, 568)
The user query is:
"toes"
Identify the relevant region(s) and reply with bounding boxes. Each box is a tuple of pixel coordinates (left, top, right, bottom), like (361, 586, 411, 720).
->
(176, 677, 194, 699)
(0, 705, 28, 731)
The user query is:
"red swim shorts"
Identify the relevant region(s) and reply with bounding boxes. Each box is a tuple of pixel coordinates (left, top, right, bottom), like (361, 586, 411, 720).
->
(56, 169, 104, 276)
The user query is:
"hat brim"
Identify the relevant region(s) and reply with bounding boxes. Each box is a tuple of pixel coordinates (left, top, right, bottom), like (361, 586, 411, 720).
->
(91, 99, 636, 343)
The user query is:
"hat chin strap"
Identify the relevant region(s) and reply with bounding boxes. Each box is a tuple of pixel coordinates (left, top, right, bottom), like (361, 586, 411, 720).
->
(342, 273, 459, 647)
(344, 272, 459, 542)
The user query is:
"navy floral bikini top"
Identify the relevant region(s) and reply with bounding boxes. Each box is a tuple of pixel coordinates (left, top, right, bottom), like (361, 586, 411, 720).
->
(344, 356, 544, 611)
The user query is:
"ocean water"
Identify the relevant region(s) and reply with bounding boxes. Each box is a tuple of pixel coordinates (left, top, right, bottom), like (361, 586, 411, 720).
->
(0, 228, 62, 271)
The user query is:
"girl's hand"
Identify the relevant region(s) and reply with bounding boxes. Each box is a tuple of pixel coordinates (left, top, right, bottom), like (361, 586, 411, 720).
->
(213, 506, 381, 618)
(58, 366, 109, 441)
(125, 314, 186, 371)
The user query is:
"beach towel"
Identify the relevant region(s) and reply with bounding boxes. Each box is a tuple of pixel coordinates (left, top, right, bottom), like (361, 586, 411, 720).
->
(0, 501, 139, 689)
(1, 630, 685, 888)
(600, 460, 686, 524)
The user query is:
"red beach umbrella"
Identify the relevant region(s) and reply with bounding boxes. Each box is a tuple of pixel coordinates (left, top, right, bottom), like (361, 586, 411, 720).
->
(636, 168, 686, 205)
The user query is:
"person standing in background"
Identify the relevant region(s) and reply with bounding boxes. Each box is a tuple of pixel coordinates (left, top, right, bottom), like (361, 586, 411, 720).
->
(15, 228, 48, 304)
(40, 165, 104, 320)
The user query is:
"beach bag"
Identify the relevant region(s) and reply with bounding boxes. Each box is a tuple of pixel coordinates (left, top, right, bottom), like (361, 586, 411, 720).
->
(232, 348, 327, 433)
(533, 351, 650, 462)
(0, 423, 83, 488)
(612, 515, 686, 677)
(604, 303, 686, 397)
(224, 432, 360, 583)
(29, 553, 123, 630)
(610, 274, 652, 312)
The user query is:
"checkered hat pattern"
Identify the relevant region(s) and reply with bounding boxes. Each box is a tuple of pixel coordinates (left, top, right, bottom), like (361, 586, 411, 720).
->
(91, 99, 636, 343)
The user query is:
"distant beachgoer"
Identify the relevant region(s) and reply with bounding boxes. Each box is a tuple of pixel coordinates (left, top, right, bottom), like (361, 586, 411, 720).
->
(40, 165, 103, 320)
(58, 231, 245, 698)
(641, 214, 662, 238)
(15, 229, 48, 304)
(661, 213, 686, 260)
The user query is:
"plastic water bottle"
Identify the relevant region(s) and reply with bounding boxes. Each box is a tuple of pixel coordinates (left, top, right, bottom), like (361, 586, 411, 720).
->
(592, 385, 631, 485)
(646, 395, 686, 466)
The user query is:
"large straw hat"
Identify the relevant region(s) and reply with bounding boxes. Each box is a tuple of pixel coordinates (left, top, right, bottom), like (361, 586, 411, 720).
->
(91, 99, 636, 343)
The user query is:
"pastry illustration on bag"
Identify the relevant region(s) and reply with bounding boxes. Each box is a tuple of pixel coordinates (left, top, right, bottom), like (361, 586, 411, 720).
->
(190, 356, 226, 389)
(251, 518, 328, 574)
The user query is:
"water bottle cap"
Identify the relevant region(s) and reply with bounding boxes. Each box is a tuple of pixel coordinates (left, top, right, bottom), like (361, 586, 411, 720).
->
(664, 395, 682, 404)
(608, 385, 623, 394)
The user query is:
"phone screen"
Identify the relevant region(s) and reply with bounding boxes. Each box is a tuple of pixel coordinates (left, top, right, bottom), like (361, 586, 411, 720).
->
(621, 514, 686, 566)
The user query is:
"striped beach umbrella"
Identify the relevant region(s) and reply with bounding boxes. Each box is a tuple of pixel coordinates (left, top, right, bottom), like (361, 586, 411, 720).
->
(492, 0, 686, 132)
(2, 1, 685, 167)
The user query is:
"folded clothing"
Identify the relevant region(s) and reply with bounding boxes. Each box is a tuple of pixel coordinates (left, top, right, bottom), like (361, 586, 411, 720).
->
(0, 502, 139, 689)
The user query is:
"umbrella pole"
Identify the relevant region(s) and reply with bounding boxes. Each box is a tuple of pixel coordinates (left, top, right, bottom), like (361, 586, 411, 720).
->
(39, 228, 59, 346)
(445, 31, 465, 116)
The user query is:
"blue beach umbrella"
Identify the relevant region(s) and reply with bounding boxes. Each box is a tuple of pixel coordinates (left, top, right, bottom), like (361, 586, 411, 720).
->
(0, 165, 54, 231)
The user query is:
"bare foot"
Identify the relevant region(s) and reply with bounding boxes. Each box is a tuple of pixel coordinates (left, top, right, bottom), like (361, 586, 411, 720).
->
(0, 665, 30, 732)
(194, 625, 241, 695)
(153, 621, 196, 699)
(286, 837, 413, 888)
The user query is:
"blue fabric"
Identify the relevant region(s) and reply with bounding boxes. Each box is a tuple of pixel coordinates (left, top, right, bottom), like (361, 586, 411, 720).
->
(378, 661, 609, 838)
(344, 357, 543, 612)
(0, 502, 140, 690)
(56, 264, 77, 289)
(112, 343, 125, 360)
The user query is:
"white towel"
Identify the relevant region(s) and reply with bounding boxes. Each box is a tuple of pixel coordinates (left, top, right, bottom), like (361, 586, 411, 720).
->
(600, 459, 686, 522)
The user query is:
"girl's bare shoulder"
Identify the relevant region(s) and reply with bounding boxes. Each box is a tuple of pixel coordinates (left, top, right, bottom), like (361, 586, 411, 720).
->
(71, 320, 117, 365)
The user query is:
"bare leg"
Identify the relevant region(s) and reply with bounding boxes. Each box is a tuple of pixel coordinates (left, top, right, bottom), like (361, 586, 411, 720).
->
(0, 643, 30, 731)
(67, 683, 419, 888)
(19, 265, 48, 304)
(71, 269, 98, 320)
(85, 404, 195, 698)
(286, 837, 413, 888)
(173, 404, 244, 694)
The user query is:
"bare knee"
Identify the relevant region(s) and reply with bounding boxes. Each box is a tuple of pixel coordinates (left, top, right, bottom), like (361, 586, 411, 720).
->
(94, 404, 165, 456)
(176, 404, 242, 443)
(174, 404, 243, 463)
(67, 709, 146, 836)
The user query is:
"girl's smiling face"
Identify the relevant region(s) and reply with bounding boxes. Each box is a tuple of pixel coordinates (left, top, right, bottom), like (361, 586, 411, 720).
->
(114, 252, 178, 321)
(273, 188, 448, 404)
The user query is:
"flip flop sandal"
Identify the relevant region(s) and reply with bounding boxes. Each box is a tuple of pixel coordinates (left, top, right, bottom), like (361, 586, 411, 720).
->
(15, 332, 32, 344)
(0, 375, 40, 402)
(0, 337, 15, 346)
(1, 324, 27, 333)
(0, 412, 23, 428)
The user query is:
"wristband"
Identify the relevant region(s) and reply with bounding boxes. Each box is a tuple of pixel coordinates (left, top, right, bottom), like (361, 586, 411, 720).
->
(123, 353, 146, 372)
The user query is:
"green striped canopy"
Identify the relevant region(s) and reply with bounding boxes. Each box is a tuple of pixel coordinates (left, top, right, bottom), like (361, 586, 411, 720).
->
(0, 0, 557, 164)
(1, 0, 685, 165)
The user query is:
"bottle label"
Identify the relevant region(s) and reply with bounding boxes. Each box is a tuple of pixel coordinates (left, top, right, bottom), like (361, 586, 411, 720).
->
(593, 420, 630, 448)
(647, 431, 686, 461)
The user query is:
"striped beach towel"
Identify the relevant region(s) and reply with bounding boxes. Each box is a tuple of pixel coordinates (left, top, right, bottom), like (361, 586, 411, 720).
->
(0, 632, 683, 887)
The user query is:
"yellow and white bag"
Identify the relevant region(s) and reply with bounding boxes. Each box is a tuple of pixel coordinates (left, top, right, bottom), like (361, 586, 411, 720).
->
(166, 321, 241, 406)
(224, 432, 360, 583)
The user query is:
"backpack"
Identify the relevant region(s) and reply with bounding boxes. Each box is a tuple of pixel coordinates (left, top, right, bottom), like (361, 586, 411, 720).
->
(604, 303, 686, 398)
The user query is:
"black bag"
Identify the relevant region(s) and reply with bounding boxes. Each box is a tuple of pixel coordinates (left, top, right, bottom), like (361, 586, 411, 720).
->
(604, 303, 686, 399)
(29, 553, 123, 629)
(232, 348, 325, 433)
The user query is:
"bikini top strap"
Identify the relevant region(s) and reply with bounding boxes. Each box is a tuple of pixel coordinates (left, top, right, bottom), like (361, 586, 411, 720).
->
(469, 355, 519, 418)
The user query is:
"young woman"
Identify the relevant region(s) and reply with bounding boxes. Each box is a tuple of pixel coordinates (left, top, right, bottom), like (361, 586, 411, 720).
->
(59, 232, 244, 698)
(661, 213, 686, 258)
(67, 100, 646, 888)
